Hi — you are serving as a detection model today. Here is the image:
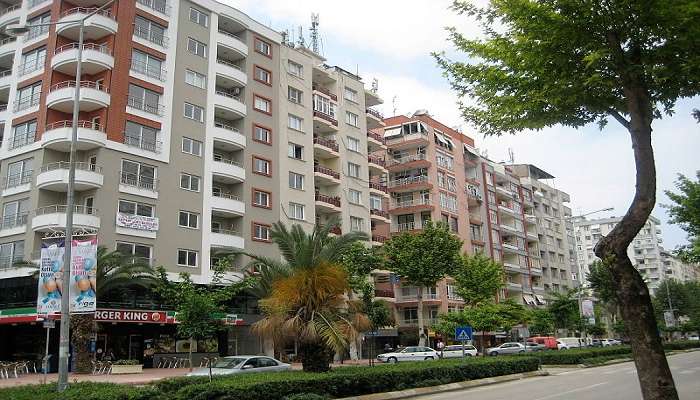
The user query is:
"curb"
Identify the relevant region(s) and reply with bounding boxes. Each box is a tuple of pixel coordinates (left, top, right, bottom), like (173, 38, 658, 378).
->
(338, 370, 549, 400)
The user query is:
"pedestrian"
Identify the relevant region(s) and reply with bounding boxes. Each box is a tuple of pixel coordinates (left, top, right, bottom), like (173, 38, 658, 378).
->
(383, 343, 392, 353)
(437, 340, 445, 358)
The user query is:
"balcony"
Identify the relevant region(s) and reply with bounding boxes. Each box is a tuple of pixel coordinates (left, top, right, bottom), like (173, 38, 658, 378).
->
(56, 8, 118, 40)
(502, 243, 520, 253)
(367, 155, 387, 175)
(214, 89, 246, 119)
(217, 29, 248, 59)
(127, 96, 165, 118)
(0, 37, 16, 57)
(315, 193, 341, 213)
(213, 121, 246, 150)
(47, 81, 110, 112)
(367, 130, 386, 149)
(313, 136, 339, 158)
(389, 198, 433, 213)
(312, 84, 337, 101)
(52, 43, 113, 75)
(130, 58, 167, 82)
(133, 24, 168, 49)
(211, 227, 245, 250)
(392, 222, 422, 233)
(374, 289, 394, 300)
(313, 110, 339, 130)
(387, 153, 430, 171)
(135, 0, 171, 16)
(370, 208, 390, 223)
(385, 131, 430, 151)
(466, 185, 483, 206)
(119, 171, 158, 198)
(369, 182, 389, 197)
(32, 205, 100, 232)
(0, 69, 10, 91)
(212, 157, 245, 183)
(365, 88, 382, 107)
(387, 175, 432, 193)
(507, 281, 523, 291)
(0, 212, 28, 238)
(313, 164, 340, 185)
(0, 5, 20, 29)
(216, 58, 247, 86)
(36, 162, 103, 192)
(42, 121, 107, 151)
(211, 191, 245, 217)
(366, 108, 385, 129)
(371, 235, 388, 245)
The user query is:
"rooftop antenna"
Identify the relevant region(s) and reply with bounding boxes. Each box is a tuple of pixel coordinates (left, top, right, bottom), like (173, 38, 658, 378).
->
(507, 147, 515, 163)
(297, 26, 305, 47)
(371, 78, 379, 93)
(281, 30, 288, 46)
(310, 13, 320, 53)
(392, 96, 398, 116)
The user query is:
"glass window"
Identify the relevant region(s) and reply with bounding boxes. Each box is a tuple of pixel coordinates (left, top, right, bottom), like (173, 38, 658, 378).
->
(252, 190, 271, 208)
(288, 143, 303, 160)
(187, 37, 207, 57)
(313, 94, 336, 118)
(134, 15, 167, 46)
(254, 38, 271, 56)
(350, 217, 364, 232)
(118, 200, 154, 217)
(177, 249, 198, 267)
(128, 84, 161, 115)
(254, 95, 271, 113)
(179, 173, 200, 191)
(125, 121, 159, 152)
(288, 114, 303, 131)
(288, 61, 303, 77)
(26, 13, 50, 40)
(10, 121, 37, 149)
(254, 66, 271, 84)
(370, 195, 382, 210)
(121, 160, 156, 189)
(252, 157, 270, 175)
(289, 172, 304, 189)
(253, 125, 271, 144)
(19, 47, 46, 76)
(184, 103, 204, 122)
(289, 203, 305, 220)
(347, 162, 361, 178)
(345, 111, 359, 127)
(288, 86, 303, 103)
(347, 136, 361, 152)
(344, 87, 358, 103)
(189, 7, 208, 26)
(253, 223, 270, 241)
(14, 83, 41, 112)
(181, 137, 202, 156)
(349, 189, 362, 205)
(116, 242, 152, 262)
(178, 211, 199, 228)
(131, 49, 165, 80)
(185, 69, 206, 89)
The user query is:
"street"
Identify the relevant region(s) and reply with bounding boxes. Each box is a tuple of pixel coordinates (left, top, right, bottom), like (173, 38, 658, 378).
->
(416, 351, 700, 400)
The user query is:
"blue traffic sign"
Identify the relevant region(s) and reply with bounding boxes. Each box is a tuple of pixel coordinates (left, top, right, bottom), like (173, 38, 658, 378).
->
(455, 326, 473, 341)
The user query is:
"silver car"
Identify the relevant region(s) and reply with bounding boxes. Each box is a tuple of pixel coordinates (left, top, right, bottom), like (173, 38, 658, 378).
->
(186, 356, 291, 376)
(441, 344, 478, 358)
(486, 342, 526, 356)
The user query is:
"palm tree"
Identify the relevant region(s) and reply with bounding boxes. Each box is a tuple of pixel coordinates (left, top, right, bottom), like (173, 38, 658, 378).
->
(244, 217, 370, 372)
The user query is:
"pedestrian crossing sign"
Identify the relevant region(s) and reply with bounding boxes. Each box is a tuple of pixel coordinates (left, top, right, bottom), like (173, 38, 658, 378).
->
(455, 326, 473, 341)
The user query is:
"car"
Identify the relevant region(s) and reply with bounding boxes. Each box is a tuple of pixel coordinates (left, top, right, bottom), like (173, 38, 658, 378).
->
(186, 356, 290, 376)
(609, 339, 622, 345)
(486, 342, 526, 356)
(556, 337, 583, 350)
(441, 344, 478, 358)
(377, 346, 440, 363)
(524, 342, 546, 352)
(528, 336, 558, 350)
(687, 335, 699, 341)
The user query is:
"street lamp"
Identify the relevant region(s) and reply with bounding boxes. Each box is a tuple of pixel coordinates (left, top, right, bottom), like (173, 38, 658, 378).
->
(5, 0, 116, 391)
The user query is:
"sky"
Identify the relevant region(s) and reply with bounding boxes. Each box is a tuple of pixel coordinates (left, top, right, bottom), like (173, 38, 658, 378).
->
(227, 0, 699, 250)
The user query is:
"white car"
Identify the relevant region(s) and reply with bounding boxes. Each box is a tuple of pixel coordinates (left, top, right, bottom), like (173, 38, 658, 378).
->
(441, 344, 478, 358)
(377, 346, 440, 363)
(486, 342, 526, 356)
(556, 337, 583, 350)
(186, 356, 290, 376)
(687, 335, 699, 341)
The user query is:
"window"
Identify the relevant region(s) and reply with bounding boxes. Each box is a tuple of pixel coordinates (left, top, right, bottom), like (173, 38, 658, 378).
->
(179, 173, 200, 191)
(403, 308, 418, 323)
(189, 7, 208, 26)
(349, 189, 362, 205)
(489, 209, 498, 223)
(350, 216, 364, 232)
(185, 69, 206, 89)
(347, 136, 361, 152)
(128, 84, 161, 115)
(181, 137, 202, 156)
(254, 37, 271, 57)
(288, 86, 303, 103)
(26, 13, 50, 40)
(437, 171, 446, 189)
(254, 95, 272, 114)
(289, 172, 304, 190)
(251, 125, 271, 144)
(470, 224, 482, 241)
(9, 121, 37, 149)
(125, 121, 159, 152)
(121, 160, 156, 189)
(14, 83, 41, 112)
(288, 61, 303, 77)
(485, 172, 494, 186)
(184, 103, 204, 122)
(288, 114, 303, 131)
(450, 216, 459, 233)
(131, 49, 165, 80)
(289, 203, 305, 220)
(116, 242, 152, 262)
(118, 200, 154, 217)
(2, 199, 29, 229)
(254, 65, 272, 85)
(252, 189, 271, 208)
(436, 152, 454, 170)
(177, 249, 198, 267)
(178, 211, 199, 229)
(288, 143, 303, 160)
(187, 37, 207, 57)
(134, 15, 167, 46)
(0, 240, 24, 268)
(370, 195, 382, 210)
(344, 87, 358, 103)
(19, 47, 46, 75)
(345, 111, 359, 127)
(347, 162, 361, 178)
(253, 223, 271, 241)
(447, 176, 457, 192)
(313, 94, 336, 118)
(252, 156, 271, 176)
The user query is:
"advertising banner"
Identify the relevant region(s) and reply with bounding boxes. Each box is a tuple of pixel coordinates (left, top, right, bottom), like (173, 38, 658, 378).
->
(36, 243, 65, 315)
(116, 213, 159, 231)
(581, 299, 595, 317)
(69, 238, 98, 313)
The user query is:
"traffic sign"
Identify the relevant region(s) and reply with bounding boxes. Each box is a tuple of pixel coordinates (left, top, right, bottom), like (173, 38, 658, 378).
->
(43, 320, 55, 329)
(365, 330, 380, 337)
(455, 326, 473, 341)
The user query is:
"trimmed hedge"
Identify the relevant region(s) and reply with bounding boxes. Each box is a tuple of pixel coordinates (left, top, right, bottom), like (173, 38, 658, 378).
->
(581, 355, 632, 366)
(0, 357, 539, 400)
(526, 340, 700, 365)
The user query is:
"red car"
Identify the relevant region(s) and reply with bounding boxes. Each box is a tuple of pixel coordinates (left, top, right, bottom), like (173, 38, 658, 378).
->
(527, 336, 558, 350)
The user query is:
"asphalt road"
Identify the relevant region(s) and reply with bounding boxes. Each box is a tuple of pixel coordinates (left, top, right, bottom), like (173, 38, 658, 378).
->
(417, 351, 700, 400)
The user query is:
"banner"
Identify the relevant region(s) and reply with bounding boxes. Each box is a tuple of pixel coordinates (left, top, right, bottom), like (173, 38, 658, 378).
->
(581, 299, 594, 317)
(37, 243, 65, 315)
(116, 213, 159, 231)
(69, 238, 98, 313)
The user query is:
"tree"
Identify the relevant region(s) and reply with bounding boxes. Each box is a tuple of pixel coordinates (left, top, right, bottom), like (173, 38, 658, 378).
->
(547, 290, 580, 333)
(652, 280, 700, 332)
(383, 221, 462, 346)
(453, 253, 505, 307)
(528, 309, 555, 336)
(664, 172, 700, 263)
(436, 2, 700, 397)
(337, 242, 383, 297)
(245, 219, 369, 372)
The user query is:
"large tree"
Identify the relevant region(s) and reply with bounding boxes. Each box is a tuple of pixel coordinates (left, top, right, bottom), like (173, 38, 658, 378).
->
(383, 221, 462, 346)
(453, 252, 505, 307)
(664, 172, 700, 263)
(546, 289, 580, 333)
(436, 1, 700, 398)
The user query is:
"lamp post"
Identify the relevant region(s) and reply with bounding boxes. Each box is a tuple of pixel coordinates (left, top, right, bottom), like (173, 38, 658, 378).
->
(5, 0, 117, 391)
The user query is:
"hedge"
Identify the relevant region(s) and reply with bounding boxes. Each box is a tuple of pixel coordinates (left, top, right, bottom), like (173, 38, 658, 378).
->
(0, 357, 539, 400)
(526, 340, 700, 365)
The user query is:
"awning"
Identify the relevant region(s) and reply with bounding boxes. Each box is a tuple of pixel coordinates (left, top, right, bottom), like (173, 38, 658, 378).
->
(383, 126, 402, 138)
(535, 295, 547, 305)
(523, 294, 536, 305)
(463, 144, 479, 157)
(443, 134, 455, 149)
(434, 132, 449, 146)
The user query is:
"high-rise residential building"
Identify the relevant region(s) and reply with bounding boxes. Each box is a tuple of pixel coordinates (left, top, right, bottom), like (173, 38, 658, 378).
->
(660, 250, 700, 283)
(0, 0, 383, 362)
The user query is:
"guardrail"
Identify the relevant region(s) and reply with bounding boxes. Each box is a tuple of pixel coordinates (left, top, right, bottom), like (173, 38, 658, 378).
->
(50, 80, 109, 93)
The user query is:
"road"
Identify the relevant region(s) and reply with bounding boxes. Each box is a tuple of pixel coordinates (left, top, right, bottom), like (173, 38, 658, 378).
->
(417, 351, 700, 400)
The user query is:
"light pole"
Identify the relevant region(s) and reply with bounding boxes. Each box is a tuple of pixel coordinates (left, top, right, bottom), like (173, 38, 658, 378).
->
(5, 0, 116, 391)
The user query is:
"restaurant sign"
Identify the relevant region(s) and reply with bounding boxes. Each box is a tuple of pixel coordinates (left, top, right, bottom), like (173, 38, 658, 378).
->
(94, 309, 174, 324)
(116, 213, 159, 231)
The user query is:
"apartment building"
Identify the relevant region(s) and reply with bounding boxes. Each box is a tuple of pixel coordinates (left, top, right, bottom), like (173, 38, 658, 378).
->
(661, 250, 700, 283)
(0, 0, 382, 363)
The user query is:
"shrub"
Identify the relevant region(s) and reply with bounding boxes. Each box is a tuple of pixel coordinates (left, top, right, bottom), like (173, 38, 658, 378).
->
(581, 355, 632, 366)
(284, 394, 330, 400)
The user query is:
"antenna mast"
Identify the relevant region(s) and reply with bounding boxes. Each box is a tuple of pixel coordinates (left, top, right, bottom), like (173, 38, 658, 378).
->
(310, 13, 319, 53)
(392, 96, 398, 116)
(297, 26, 305, 47)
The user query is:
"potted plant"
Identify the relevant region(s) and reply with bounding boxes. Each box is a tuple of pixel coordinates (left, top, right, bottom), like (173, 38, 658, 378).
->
(110, 359, 143, 374)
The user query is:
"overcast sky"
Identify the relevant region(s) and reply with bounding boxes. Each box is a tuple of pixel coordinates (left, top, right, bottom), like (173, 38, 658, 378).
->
(228, 0, 699, 250)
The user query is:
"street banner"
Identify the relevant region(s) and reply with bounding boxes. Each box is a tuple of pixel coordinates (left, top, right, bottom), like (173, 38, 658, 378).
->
(581, 299, 594, 317)
(116, 213, 159, 231)
(69, 238, 98, 313)
(663, 311, 675, 328)
(37, 243, 65, 315)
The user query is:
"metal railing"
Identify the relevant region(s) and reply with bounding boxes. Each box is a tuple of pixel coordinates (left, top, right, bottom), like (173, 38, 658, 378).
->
(214, 120, 241, 133)
(370, 208, 389, 219)
(391, 198, 431, 209)
(366, 108, 384, 119)
(61, 7, 114, 19)
(0, 37, 16, 46)
(213, 156, 243, 168)
(388, 153, 427, 166)
(0, 4, 20, 16)
(211, 227, 241, 236)
(312, 84, 337, 101)
(13, 93, 41, 112)
(374, 289, 394, 298)
(367, 131, 386, 144)
(50, 80, 109, 93)
(8, 132, 36, 149)
(40, 162, 102, 174)
(0, 212, 28, 230)
(387, 175, 429, 188)
(0, 256, 25, 270)
(212, 191, 240, 201)
(372, 235, 388, 243)
(313, 110, 338, 126)
(217, 29, 245, 44)
(46, 120, 105, 132)
(369, 182, 388, 193)
(135, 0, 171, 15)
(2, 171, 33, 188)
(123, 135, 161, 153)
(55, 42, 110, 55)
(367, 155, 386, 167)
(315, 193, 341, 207)
(130, 59, 167, 81)
(25, 25, 49, 41)
(127, 96, 164, 116)
(35, 204, 97, 216)
(313, 136, 339, 152)
(0, 69, 11, 78)
(313, 165, 340, 179)
(133, 24, 168, 47)
(216, 58, 243, 70)
(120, 171, 158, 191)
(215, 88, 242, 101)
(393, 222, 418, 232)
(0, 103, 7, 111)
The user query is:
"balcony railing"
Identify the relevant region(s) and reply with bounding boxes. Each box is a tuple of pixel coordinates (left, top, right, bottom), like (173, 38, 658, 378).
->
(312, 84, 337, 101)
(50, 80, 109, 93)
(211, 227, 241, 236)
(127, 96, 164, 116)
(212, 191, 240, 201)
(315, 193, 341, 207)
(393, 222, 418, 232)
(367, 131, 386, 145)
(0, 212, 28, 230)
(369, 182, 388, 193)
(213, 156, 243, 168)
(120, 171, 158, 191)
(123, 134, 161, 153)
(372, 235, 388, 243)
(0, 37, 16, 47)
(217, 29, 245, 44)
(313, 110, 338, 126)
(46, 120, 105, 132)
(216, 58, 243, 70)
(215, 88, 242, 101)
(388, 175, 429, 188)
(370, 209, 389, 219)
(40, 162, 102, 174)
(314, 164, 340, 179)
(391, 198, 431, 209)
(366, 108, 384, 119)
(135, 0, 171, 15)
(388, 153, 428, 166)
(367, 155, 386, 167)
(35, 204, 97, 216)
(374, 289, 394, 298)
(130, 59, 167, 81)
(55, 42, 110, 55)
(214, 120, 241, 133)
(13, 93, 41, 112)
(313, 136, 339, 152)
(0, 4, 20, 15)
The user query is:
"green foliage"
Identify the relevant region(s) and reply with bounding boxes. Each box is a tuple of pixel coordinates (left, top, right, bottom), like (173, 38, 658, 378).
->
(453, 253, 505, 307)
(587, 323, 607, 337)
(337, 242, 383, 296)
(524, 342, 700, 365)
(652, 279, 700, 331)
(612, 320, 628, 337)
(284, 394, 329, 400)
(364, 297, 395, 329)
(440, 300, 529, 336)
(528, 309, 555, 336)
(664, 172, 700, 263)
(547, 289, 580, 331)
(581, 354, 632, 366)
(587, 261, 617, 306)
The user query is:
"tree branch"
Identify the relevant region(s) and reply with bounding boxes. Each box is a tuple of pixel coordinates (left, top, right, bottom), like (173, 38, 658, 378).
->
(608, 109, 631, 129)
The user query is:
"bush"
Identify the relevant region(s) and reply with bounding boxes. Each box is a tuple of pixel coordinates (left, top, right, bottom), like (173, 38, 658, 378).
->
(525, 341, 700, 365)
(284, 394, 330, 400)
(663, 340, 700, 351)
(581, 355, 632, 366)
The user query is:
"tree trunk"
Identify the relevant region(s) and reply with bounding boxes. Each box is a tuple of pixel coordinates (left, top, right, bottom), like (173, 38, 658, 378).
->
(262, 336, 275, 357)
(417, 287, 426, 346)
(298, 342, 332, 372)
(595, 78, 677, 399)
(188, 337, 194, 372)
(71, 313, 94, 373)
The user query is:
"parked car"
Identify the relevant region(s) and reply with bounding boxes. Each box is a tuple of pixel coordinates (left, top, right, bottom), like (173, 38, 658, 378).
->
(528, 336, 558, 350)
(441, 344, 478, 358)
(486, 342, 526, 356)
(556, 337, 583, 350)
(377, 346, 440, 363)
(525, 342, 546, 352)
(609, 339, 623, 345)
(186, 356, 290, 376)
(687, 335, 699, 341)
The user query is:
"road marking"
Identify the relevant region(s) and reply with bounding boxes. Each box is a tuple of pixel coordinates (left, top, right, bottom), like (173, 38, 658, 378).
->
(531, 382, 609, 400)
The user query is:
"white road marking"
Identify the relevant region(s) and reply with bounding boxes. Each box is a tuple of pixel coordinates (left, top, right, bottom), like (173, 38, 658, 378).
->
(531, 382, 610, 400)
